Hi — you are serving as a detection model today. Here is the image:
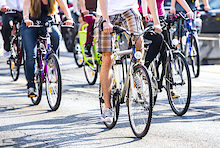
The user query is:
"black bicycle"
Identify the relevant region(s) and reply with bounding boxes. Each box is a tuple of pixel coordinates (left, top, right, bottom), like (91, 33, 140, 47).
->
(5, 10, 24, 81)
(148, 15, 192, 116)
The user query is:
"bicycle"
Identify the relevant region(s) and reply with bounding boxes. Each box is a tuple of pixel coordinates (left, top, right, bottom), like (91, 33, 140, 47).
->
(99, 25, 153, 138)
(148, 15, 192, 116)
(174, 11, 200, 78)
(5, 10, 24, 81)
(74, 12, 102, 85)
(29, 20, 72, 111)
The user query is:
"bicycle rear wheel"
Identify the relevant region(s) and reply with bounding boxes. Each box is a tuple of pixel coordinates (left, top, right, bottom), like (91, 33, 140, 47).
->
(128, 64, 153, 138)
(73, 38, 84, 67)
(9, 38, 22, 81)
(99, 71, 120, 129)
(31, 58, 42, 105)
(166, 52, 191, 116)
(185, 35, 200, 78)
(45, 54, 62, 111)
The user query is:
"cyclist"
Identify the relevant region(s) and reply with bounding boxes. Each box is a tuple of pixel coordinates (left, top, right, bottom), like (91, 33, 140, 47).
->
(0, 0, 23, 58)
(21, 0, 73, 97)
(79, 0, 97, 56)
(141, 0, 194, 98)
(96, 0, 162, 123)
(170, 0, 210, 47)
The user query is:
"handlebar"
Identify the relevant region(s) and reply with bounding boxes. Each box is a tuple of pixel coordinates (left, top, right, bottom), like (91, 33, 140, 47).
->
(4, 9, 22, 15)
(28, 20, 74, 28)
(112, 25, 154, 37)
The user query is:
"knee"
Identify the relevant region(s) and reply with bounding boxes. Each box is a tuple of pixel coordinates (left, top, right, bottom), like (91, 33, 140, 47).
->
(101, 52, 113, 68)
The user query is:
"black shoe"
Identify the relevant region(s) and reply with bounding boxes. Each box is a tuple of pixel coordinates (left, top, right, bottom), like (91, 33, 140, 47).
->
(84, 44, 92, 57)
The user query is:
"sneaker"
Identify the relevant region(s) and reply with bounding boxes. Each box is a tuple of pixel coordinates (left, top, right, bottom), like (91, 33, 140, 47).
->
(84, 44, 92, 57)
(4, 51, 11, 58)
(101, 108, 114, 123)
(171, 90, 180, 99)
(28, 87, 37, 98)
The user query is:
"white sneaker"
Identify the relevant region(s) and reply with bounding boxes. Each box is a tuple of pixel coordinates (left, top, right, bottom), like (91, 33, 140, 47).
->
(101, 108, 114, 123)
(4, 51, 11, 58)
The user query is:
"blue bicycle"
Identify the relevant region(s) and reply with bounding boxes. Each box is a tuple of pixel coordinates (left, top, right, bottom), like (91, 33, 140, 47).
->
(175, 12, 200, 78)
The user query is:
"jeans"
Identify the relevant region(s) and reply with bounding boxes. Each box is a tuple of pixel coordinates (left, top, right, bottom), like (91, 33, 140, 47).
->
(20, 22, 61, 89)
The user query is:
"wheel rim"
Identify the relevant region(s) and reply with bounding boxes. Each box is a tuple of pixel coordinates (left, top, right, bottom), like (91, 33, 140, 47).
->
(46, 58, 59, 108)
(167, 56, 190, 113)
(74, 43, 84, 65)
(129, 67, 152, 136)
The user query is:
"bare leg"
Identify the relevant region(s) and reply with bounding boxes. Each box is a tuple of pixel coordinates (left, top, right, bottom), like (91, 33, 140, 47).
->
(100, 52, 113, 108)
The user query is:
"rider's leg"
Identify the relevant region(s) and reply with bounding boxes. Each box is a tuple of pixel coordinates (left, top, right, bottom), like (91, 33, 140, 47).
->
(20, 23, 38, 90)
(1, 14, 13, 53)
(100, 52, 113, 108)
(144, 32, 164, 67)
(50, 26, 62, 53)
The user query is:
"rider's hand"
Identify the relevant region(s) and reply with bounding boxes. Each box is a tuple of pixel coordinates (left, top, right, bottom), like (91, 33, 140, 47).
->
(204, 5, 211, 12)
(64, 19, 74, 26)
(170, 7, 176, 15)
(24, 19, 34, 27)
(145, 14, 153, 22)
(154, 24, 162, 33)
(0, 5, 10, 13)
(186, 11, 194, 20)
(82, 10, 89, 15)
(103, 21, 113, 34)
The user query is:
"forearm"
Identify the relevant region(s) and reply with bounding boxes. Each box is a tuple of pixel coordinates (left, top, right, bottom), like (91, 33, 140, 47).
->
(171, 0, 176, 8)
(1, 0, 6, 7)
(99, 0, 109, 21)
(79, 0, 86, 12)
(147, 0, 160, 25)
(57, 0, 72, 20)
(23, 0, 30, 20)
(176, 0, 192, 12)
(141, 0, 148, 17)
(202, 0, 209, 7)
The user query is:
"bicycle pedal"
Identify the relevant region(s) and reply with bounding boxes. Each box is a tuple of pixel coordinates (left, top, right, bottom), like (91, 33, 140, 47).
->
(7, 60, 10, 65)
(28, 94, 37, 98)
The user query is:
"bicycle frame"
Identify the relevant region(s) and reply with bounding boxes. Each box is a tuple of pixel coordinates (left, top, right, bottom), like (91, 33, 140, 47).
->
(112, 34, 138, 103)
(36, 28, 57, 83)
(78, 24, 102, 68)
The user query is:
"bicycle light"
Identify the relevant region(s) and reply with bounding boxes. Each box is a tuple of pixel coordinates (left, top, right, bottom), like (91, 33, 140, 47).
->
(134, 51, 142, 59)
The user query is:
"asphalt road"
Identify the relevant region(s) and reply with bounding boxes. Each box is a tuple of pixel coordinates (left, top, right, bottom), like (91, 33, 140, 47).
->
(0, 39, 220, 147)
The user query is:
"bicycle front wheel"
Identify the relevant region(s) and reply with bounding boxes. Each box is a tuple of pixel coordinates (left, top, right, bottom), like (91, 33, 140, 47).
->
(128, 64, 153, 138)
(185, 35, 200, 78)
(73, 38, 84, 67)
(84, 54, 98, 85)
(166, 52, 191, 116)
(45, 54, 62, 111)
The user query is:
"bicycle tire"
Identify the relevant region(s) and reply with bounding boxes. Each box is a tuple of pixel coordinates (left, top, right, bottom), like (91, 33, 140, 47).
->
(99, 73, 120, 129)
(31, 58, 42, 105)
(73, 38, 84, 68)
(45, 54, 62, 111)
(185, 35, 200, 78)
(83, 51, 98, 85)
(128, 64, 153, 138)
(148, 60, 158, 106)
(166, 52, 191, 116)
(9, 38, 21, 81)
